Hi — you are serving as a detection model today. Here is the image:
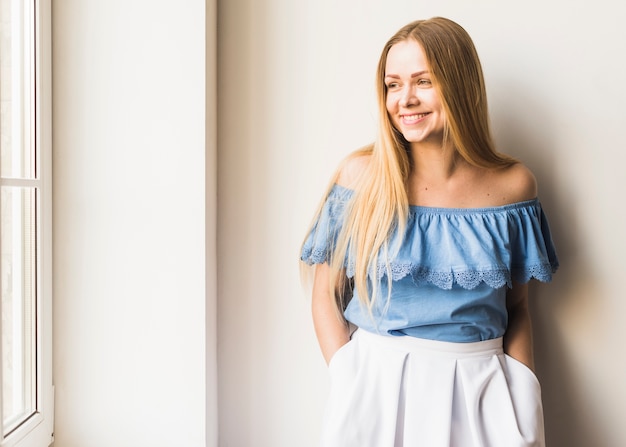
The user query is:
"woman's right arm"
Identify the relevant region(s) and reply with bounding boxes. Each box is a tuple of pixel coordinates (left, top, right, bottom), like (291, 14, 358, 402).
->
(312, 263, 351, 365)
(310, 151, 371, 364)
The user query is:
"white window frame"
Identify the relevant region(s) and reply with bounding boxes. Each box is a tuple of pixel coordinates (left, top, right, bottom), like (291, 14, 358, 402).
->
(0, 0, 53, 445)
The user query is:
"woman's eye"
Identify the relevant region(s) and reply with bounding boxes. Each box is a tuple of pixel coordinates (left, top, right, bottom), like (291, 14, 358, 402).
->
(386, 82, 399, 89)
(417, 79, 431, 86)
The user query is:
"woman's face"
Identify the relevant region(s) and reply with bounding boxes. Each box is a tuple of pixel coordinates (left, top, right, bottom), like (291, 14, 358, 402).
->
(384, 40, 445, 146)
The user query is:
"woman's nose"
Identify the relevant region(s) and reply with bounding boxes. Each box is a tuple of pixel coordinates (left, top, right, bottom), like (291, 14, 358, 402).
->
(399, 85, 417, 107)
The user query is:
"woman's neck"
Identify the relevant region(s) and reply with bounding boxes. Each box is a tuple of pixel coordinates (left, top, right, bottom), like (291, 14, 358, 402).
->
(408, 141, 461, 182)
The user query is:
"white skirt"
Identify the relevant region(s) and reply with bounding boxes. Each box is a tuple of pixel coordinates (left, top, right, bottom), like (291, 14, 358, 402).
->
(321, 329, 545, 447)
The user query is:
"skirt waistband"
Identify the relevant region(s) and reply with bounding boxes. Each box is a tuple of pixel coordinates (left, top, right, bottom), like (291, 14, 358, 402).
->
(353, 329, 503, 359)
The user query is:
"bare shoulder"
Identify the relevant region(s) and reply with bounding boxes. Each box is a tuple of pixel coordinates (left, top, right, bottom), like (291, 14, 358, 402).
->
(493, 163, 538, 204)
(336, 150, 372, 189)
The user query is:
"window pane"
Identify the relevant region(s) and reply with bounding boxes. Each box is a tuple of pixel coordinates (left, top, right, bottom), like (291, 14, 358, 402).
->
(1, 0, 36, 180)
(1, 186, 37, 436)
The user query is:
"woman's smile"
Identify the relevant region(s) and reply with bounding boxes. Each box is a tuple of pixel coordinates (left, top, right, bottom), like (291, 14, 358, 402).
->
(400, 112, 430, 125)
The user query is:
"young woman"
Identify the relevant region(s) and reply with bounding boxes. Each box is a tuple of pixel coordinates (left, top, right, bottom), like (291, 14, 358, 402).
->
(301, 17, 559, 447)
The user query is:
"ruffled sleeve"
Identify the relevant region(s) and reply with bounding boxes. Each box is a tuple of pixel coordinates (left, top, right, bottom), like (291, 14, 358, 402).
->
(300, 185, 352, 265)
(508, 201, 559, 284)
(301, 184, 559, 290)
(353, 199, 559, 290)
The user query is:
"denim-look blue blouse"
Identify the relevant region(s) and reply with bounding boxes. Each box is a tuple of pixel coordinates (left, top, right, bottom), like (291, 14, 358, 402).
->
(301, 184, 559, 342)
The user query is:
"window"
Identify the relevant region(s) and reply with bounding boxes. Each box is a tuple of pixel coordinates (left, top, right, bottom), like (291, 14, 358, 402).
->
(0, 0, 53, 446)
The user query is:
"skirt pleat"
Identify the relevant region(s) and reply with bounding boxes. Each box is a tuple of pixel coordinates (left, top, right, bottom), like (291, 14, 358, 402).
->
(320, 329, 545, 447)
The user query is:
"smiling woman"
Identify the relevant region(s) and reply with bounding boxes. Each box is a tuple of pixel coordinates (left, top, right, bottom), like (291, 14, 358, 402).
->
(300, 17, 558, 447)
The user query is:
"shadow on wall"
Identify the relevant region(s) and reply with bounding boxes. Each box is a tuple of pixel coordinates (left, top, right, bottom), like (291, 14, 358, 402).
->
(492, 83, 606, 447)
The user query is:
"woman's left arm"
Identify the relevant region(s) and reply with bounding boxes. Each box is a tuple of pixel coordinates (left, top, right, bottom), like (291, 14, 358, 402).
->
(503, 281, 535, 371)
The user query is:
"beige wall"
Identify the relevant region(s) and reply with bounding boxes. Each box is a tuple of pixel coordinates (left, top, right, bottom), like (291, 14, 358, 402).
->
(52, 0, 215, 445)
(218, 1, 626, 446)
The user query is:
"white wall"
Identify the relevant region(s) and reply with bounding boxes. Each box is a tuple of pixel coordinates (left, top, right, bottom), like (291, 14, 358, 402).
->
(52, 1, 215, 446)
(218, 1, 626, 446)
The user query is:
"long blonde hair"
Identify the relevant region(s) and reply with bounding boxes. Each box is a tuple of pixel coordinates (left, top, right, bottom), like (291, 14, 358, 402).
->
(303, 17, 517, 316)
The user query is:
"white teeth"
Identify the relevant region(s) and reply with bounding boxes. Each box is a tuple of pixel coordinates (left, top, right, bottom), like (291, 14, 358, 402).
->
(403, 113, 426, 121)
(403, 113, 427, 122)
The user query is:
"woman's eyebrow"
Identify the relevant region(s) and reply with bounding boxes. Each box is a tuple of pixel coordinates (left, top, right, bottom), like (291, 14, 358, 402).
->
(384, 70, 430, 79)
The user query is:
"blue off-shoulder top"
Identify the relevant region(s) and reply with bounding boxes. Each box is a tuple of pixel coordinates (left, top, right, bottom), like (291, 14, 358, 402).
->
(301, 184, 559, 342)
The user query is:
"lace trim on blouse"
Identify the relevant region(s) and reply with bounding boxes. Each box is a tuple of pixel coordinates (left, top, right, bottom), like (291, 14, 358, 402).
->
(301, 184, 559, 290)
